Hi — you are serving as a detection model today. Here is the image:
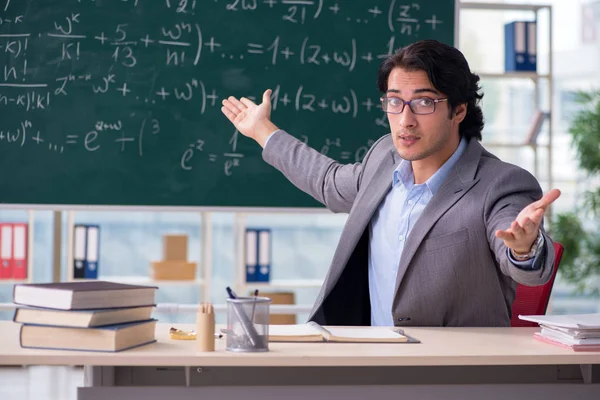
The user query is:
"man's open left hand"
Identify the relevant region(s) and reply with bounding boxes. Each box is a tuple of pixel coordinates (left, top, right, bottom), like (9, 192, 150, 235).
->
(495, 188, 561, 254)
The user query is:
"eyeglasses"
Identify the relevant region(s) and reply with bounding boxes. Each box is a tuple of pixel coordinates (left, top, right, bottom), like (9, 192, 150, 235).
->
(380, 96, 448, 115)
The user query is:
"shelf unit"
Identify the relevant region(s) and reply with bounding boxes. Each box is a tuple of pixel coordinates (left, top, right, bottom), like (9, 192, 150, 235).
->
(475, 72, 551, 180)
(77, 276, 207, 286)
(459, 2, 554, 195)
(0, 208, 327, 317)
(478, 72, 550, 80)
(64, 210, 213, 303)
(233, 212, 325, 298)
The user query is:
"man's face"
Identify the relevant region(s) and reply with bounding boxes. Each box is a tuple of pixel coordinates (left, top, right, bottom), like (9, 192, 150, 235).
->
(384, 68, 465, 165)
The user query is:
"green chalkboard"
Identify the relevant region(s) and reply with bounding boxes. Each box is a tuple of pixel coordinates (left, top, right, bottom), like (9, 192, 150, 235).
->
(0, 0, 455, 208)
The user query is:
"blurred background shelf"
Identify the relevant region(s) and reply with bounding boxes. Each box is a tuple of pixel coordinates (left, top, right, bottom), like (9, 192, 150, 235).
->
(75, 276, 207, 286)
(478, 72, 550, 80)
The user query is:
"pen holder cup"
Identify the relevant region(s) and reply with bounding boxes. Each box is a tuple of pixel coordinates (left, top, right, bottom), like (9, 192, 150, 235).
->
(226, 296, 271, 352)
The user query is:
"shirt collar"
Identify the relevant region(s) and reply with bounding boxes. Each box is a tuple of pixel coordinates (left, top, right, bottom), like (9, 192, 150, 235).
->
(392, 137, 468, 195)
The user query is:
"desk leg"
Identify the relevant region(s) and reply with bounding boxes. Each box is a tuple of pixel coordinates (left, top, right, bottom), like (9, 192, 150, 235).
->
(83, 366, 114, 387)
(185, 366, 191, 387)
(581, 365, 600, 384)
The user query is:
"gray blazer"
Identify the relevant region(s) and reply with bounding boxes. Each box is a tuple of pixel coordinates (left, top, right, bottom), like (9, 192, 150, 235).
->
(263, 130, 555, 327)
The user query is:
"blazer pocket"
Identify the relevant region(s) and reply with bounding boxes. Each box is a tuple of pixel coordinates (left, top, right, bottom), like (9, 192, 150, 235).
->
(424, 228, 469, 252)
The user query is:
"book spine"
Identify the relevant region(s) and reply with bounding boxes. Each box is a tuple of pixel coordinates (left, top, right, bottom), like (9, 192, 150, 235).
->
(18, 323, 24, 348)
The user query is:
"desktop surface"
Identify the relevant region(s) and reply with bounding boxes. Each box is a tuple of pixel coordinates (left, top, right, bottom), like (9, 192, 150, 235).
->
(1, 321, 599, 367)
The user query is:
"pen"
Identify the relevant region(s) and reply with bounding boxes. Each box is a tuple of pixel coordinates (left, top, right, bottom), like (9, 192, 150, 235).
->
(226, 286, 238, 299)
(250, 289, 259, 322)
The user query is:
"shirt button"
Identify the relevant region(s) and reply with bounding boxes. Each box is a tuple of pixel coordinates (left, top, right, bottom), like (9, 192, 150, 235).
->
(407, 199, 414, 205)
(398, 235, 404, 241)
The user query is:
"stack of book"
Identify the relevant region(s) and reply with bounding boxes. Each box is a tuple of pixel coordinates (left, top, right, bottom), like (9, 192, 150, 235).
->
(12, 281, 158, 352)
(519, 313, 600, 351)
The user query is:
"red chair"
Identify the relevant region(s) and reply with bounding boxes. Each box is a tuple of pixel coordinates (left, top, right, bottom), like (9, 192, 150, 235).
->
(510, 242, 564, 327)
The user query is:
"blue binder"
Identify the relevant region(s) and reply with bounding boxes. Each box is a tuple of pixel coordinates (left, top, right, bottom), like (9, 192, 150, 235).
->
(245, 228, 271, 283)
(73, 224, 100, 279)
(84, 225, 100, 279)
(526, 21, 537, 70)
(245, 228, 258, 283)
(256, 229, 271, 282)
(73, 225, 86, 279)
(505, 21, 537, 72)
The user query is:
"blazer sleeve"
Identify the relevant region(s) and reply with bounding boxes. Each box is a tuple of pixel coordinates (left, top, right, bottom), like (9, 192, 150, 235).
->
(483, 166, 556, 286)
(262, 130, 385, 213)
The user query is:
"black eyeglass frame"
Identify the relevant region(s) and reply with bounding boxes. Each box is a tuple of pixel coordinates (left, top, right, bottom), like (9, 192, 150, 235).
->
(379, 96, 449, 115)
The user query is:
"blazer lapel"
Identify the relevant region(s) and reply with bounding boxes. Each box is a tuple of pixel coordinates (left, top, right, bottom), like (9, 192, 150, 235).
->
(392, 139, 483, 299)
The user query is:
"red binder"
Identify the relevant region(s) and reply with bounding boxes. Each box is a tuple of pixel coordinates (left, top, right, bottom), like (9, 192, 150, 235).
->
(11, 223, 28, 280)
(0, 224, 13, 279)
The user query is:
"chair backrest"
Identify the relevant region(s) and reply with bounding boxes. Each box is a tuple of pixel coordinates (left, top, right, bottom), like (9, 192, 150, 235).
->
(510, 242, 564, 327)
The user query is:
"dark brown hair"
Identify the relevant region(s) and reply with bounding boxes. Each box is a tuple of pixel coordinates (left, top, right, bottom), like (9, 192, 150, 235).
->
(377, 40, 484, 141)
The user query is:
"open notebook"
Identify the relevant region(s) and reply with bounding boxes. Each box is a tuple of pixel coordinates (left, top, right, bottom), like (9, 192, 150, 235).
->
(268, 321, 411, 343)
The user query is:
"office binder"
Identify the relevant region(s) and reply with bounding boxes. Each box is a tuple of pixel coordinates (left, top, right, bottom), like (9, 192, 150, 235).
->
(245, 229, 258, 283)
(0, 224, 13, 279)
(84, 225, 100, 279)
(244, 228, 272, 283)
(257, 229, 271, 282)
(11, 223, 28, 280)
(73, 225, 87, 279)
(526, 21, 537, 70)
(505, 21, 536, 72)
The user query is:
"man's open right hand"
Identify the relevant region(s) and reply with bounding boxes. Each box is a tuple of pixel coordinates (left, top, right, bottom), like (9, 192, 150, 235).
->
(221, 89, 279, 148)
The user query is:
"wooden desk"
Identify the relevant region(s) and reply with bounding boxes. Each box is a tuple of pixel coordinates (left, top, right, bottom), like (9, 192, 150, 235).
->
(1, 321, 599, 400)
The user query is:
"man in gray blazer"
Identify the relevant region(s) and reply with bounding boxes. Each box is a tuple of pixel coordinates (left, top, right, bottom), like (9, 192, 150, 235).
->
(221, 40, 561, 327)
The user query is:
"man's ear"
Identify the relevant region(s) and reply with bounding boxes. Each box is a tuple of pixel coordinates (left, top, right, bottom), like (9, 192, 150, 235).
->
(453, 103, 467, 123)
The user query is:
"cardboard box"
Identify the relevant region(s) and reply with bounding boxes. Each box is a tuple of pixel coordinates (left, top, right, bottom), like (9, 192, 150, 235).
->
(258, 291, 296, 325)
(164, 235, 188, 261)
(151, 260, 197, 280)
